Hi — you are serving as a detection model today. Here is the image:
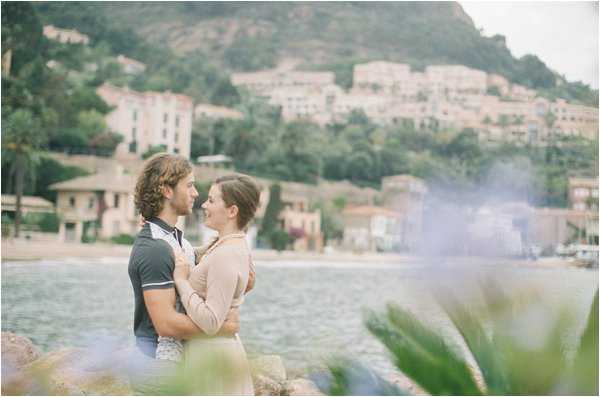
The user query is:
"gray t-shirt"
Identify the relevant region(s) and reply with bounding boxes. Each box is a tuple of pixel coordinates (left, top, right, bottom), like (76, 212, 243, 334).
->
(128, 217, 195, 342)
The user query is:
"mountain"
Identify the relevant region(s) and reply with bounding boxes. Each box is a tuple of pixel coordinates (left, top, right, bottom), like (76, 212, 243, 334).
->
(33, 1, 598, 105)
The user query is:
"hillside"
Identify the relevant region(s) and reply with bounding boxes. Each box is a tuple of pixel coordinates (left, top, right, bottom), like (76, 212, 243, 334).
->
(33, 2, 598, 105)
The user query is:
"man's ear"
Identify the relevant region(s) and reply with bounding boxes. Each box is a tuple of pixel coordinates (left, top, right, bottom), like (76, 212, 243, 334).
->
(162, 184, 174, 200)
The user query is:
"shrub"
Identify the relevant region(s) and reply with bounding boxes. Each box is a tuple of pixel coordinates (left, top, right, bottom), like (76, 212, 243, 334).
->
(110, 233, 135, 245)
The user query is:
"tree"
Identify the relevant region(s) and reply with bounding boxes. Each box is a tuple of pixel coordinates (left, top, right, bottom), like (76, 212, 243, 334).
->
(142, 144, 168, 159)
(259, 183, 283, 242)
(1, 108, 47, 237)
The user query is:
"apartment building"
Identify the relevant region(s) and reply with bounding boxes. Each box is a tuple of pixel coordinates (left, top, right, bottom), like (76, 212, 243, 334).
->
(342, 206, 404, 252)
(234, 61, 598, 146)
(551, 99, 599, 140)
(278, 192, 323, 251)
(116, 55, 146, 75)
(43, 25, 90, 45)
(426, 65, 488, 95)
(487, 73, 511, 96)
(231, 70, 335, 99)
(194, 104, 244, 121)
(569, 177, 599, 211)
(353, 61, 412, 95)
(97, 83, 193, 158)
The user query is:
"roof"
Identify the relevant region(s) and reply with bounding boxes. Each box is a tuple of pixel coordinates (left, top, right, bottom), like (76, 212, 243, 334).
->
(568, 177, 598, 188)
(1, 195, 54, 211)
(49, 172, 135, 193)
(196, 154, 233, 164)
(342, 205, 401, 218)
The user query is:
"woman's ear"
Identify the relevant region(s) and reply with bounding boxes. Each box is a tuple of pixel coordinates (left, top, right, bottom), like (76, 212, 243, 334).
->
(228, 204, 239, 220)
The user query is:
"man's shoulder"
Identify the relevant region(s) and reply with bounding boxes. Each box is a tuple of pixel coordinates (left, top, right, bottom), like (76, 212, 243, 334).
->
(130, 225, 173, 265)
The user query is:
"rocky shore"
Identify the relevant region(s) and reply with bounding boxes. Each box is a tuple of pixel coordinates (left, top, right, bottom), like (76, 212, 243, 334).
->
(1, 332, 323, 396)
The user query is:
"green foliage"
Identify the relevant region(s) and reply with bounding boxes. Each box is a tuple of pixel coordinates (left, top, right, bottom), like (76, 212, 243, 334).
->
(224, 36, 278, 71)
(570, 290, 599, 394)
(269, 229, 290, 252)
(318, 283, 599, 396)
(259, 184, 283, 238)
(142, 145, 168, 160)
(110, 233, 135, 245)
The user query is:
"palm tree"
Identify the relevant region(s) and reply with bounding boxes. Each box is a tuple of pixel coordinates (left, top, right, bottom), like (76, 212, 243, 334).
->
(2, 108, 46, 237)
(317, 281, 598, 395)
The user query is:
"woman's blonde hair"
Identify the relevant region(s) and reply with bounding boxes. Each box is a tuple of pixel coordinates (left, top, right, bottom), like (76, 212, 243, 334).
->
(134, 153, 193, 219)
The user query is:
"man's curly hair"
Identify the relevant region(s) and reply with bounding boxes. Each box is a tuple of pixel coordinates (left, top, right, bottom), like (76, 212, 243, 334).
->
(134, 153, 193, 219)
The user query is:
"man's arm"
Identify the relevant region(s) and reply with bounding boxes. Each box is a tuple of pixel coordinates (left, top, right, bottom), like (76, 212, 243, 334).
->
(144, 288, 239, 339)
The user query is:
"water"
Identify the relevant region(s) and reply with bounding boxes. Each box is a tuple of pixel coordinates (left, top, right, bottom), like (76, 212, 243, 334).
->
(2, 258, 598, 377)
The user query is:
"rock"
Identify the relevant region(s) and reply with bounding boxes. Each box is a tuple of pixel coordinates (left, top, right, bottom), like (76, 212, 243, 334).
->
(285, 378, 323, 396)
(1, 332, 42, 370)
(14, 347, 132, 395)
(250, 354, 287, 383)
(253, 374, 286, 396)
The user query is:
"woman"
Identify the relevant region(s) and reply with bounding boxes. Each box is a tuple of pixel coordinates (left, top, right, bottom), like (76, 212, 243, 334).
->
(172, 174, 260, 395)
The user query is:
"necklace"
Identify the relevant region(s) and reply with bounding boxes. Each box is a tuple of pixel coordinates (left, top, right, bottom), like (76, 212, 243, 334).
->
(205, 232, 246, 256)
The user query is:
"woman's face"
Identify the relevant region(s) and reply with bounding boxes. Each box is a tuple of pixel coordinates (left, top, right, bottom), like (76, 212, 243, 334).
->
(202, 184, 232, 231)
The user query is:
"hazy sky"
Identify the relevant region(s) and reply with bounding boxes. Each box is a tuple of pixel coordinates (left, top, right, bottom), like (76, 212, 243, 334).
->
(460, 1, 599, 89)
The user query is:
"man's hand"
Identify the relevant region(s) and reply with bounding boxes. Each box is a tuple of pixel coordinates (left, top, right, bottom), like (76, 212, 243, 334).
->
(245, 268, 255, 294)
(215, 307, 240, 336)
(173, 249, 190, 282)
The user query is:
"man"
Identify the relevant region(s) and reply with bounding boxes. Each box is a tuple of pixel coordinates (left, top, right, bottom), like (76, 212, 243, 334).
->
(127, 153, 254, 394)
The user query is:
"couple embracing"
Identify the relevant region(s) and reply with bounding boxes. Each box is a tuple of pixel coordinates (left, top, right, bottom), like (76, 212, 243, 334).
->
(127, 153, 260, 395)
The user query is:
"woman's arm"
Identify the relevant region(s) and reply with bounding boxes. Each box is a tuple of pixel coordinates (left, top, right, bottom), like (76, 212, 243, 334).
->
(174, 249, 240, 336)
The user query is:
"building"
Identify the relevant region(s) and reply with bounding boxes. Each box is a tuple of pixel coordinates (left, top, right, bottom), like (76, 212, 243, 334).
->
(196, 154, 234, 169)
(49, 168, 139, 243)
(568, 177, 599, 211)
(425, 65, 488, 96)
(116, 55, 146, 75)
(194, 104, 244, 121)
(97, 83, 193, 158)
(342, 205, 404, 252)
(43, 25, 89, 45)
(1, 195, 54, 215)
(278, 193, 323, 251)
(231, 70, 335, 99)
(530, 207, 598, 249)
(232, 61, 598, 146)
(381, 174, 427, 251)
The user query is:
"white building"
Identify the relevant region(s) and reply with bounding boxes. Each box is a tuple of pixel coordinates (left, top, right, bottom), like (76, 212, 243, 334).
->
(97, 83, 193, 158)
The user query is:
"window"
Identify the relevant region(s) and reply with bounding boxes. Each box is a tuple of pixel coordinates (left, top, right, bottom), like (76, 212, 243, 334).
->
(174, 132, 179, 143)
(88, 198, 95, 209)
(132, 127, 137, 140)
(114, 194, 120, 208)
(133, 110, 138, 122)
(69, 196, 76, 207)
(175, 115, 180, 127)
(163, 113, 168, 123)
(163, 129, 167, 139)
(174, 148, 179, 154)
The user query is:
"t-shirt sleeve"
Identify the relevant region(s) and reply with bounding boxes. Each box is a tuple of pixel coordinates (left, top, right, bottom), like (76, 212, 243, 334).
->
(138, 240, 175, 290)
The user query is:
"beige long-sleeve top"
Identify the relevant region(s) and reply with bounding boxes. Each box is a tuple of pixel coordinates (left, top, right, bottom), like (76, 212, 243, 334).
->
(175, 237, 252, 336)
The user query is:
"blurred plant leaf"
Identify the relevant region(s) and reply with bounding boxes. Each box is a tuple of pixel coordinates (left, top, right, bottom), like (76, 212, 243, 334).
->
(366, 304, 483, 395)
(436, 288, 510, 395)
(570, 290, 599, 395)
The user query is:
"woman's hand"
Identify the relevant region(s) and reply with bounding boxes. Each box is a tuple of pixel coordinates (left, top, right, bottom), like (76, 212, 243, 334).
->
(173, 249, 190, 282)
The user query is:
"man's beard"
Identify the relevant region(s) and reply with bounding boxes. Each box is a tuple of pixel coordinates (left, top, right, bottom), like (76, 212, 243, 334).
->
(172, 195, 192, 216)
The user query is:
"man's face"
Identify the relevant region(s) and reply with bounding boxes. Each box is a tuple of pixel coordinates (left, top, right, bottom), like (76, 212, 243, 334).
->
(170, 172, 199, 216)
